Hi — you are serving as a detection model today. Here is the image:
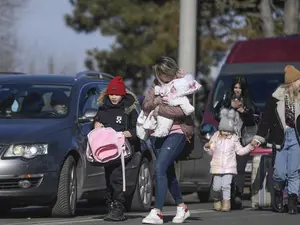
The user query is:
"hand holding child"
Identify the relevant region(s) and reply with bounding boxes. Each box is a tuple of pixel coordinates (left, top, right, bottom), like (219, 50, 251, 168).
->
(153, 96, 162, 106)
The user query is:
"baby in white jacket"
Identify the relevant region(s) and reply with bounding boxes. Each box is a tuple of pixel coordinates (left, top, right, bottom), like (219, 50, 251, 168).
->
(143, 74, 201, 137)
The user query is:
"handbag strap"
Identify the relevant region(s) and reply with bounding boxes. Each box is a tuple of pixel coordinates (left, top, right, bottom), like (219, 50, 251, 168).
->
(125, 113, 130, 130)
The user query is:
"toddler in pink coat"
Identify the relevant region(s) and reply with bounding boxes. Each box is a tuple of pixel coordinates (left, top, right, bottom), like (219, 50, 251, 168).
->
(204, 108, 255, 212)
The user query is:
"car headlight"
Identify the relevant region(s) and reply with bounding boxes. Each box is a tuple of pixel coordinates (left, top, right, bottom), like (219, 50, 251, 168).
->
(4, 144, 48, 159)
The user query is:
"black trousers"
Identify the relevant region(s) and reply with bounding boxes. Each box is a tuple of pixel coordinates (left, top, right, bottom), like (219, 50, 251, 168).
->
(232, 153, 250, 194)
(104, 140, 138, 205)
(104, 161, 126, 204)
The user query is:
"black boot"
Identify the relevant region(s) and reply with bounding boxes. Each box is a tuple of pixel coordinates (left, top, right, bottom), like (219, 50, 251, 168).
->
(103, 202, 115, 221)
(272, 182, 284, 212)
(233, 191, 243, 209)
(288, 194, 298, 215)
(231, 190, 243, 210)
(103, 201, 126, 221)
(273, 189, 284, 211)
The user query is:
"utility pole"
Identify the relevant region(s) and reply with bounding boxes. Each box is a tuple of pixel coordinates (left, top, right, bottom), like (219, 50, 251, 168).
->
(178, 0, 197, 76)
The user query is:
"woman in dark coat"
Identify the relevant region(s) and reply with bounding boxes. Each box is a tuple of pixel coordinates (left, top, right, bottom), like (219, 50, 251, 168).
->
(253, 65, 300, 214)
(214, 75, 259, 209)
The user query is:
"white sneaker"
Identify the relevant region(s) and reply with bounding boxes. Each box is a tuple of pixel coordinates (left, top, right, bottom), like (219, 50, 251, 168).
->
(142, 209, 163, 224)
(172, 205, 190, 223)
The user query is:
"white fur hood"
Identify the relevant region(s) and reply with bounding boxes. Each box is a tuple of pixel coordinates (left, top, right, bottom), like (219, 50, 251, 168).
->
(272, 86, 285, 101)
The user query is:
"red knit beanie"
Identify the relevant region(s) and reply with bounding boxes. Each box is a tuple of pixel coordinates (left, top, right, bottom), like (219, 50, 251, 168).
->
(106, 76, 126, 96)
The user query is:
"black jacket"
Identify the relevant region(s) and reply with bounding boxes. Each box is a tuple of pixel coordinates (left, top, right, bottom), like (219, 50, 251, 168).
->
(214, 93, 259, 126)
(254, 86, 300, 150)
(214, 93, 259, 146)
(93, 88, 138, 141)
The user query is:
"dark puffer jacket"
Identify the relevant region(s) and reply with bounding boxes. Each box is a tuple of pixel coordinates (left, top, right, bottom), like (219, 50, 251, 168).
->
(93, 88, 138, 140)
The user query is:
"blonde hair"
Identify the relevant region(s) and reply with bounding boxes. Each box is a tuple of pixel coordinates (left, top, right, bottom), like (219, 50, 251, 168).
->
(281, 79, 300, 101)
(218, 131, 233, 139)
(153, 56, 179, 79)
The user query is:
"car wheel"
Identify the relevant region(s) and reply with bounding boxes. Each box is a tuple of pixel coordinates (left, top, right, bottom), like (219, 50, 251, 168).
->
(52, 156, 77, 217)
(129, 158, 153, 212)
(197, 190, 211, 203)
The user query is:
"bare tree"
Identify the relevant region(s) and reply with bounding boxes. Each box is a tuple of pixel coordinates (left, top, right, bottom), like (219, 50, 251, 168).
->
(259, 0, 275, 37)
(284, 0, 300, 35)
(0, 0, 28, 71)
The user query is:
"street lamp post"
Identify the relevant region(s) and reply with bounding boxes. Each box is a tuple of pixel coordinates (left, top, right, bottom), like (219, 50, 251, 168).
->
(178, 0, 198, 76)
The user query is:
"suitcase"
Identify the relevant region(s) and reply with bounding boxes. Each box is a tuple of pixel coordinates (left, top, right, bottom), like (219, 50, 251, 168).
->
(251, 154, 274, 209)
(250, 147, 300, 211)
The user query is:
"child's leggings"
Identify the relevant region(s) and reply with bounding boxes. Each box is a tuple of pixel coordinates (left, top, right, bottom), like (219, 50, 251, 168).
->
(213, 174, 233, 200)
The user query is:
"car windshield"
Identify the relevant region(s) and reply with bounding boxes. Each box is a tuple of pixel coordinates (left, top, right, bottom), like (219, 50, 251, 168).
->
(0, 84, 72, 118)
(211, 73, 284, 111)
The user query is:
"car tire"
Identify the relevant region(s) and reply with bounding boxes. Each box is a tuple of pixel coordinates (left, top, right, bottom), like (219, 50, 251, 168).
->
(51, 156, 77, 217)
(197, 190, 211, 203)
(128, 158, 153, 212)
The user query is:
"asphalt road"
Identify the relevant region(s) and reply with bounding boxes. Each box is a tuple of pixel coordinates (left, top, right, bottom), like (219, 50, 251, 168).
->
(1, 194, 299, 225)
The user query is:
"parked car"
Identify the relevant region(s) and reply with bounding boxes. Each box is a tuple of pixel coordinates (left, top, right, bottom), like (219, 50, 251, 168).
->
(0, 71, 156, 217)
(201, 35, 300, 193)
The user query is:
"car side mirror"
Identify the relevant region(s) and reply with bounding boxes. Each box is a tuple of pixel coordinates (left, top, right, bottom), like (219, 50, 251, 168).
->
(78, 108, 97, 123)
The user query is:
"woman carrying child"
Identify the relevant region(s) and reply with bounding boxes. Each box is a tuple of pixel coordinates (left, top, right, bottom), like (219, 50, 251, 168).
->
(142, 56, 195, 224)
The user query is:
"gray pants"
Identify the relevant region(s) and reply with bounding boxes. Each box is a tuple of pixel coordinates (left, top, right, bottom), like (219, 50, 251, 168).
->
(212, 174, 233, 200)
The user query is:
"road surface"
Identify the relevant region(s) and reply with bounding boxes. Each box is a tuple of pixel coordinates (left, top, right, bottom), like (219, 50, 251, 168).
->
(0, 194, 299, 225)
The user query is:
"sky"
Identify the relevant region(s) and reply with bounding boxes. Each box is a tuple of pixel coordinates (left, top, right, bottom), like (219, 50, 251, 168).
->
(16, 0, 114, 74)
(15, 0, 221, 79)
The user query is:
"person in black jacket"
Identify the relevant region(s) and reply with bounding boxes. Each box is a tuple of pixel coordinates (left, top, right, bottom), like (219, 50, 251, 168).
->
(93, 76, 138, 221)
(253, 65, 300, 215)
(214, 75, 259, 209)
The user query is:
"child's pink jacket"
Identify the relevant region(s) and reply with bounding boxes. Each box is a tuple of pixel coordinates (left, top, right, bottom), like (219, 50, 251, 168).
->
(204, 131, 254, 174)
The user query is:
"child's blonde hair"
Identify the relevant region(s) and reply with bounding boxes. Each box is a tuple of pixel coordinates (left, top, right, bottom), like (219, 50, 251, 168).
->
(218, 131, 233, 139)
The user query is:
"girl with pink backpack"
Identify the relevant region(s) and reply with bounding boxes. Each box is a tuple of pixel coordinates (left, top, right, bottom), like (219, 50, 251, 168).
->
(92, 76, 138, 221)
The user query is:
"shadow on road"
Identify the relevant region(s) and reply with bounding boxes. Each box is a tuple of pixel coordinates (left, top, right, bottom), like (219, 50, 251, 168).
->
(0, 204, 107, 219)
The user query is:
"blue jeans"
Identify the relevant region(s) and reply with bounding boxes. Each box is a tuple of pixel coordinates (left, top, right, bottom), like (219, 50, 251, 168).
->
(150, 133, 186, 210)
(273, 128, 300, 195)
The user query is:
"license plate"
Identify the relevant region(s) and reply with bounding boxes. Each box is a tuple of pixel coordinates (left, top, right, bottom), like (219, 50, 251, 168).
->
(245, 162, 252, 172)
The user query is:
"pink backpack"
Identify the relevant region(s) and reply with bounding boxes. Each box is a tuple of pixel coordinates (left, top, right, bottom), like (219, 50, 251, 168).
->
(86, 127, 126, 191)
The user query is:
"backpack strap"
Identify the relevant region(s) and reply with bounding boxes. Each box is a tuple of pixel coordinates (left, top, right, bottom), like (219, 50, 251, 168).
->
(125, 112, 131, 131)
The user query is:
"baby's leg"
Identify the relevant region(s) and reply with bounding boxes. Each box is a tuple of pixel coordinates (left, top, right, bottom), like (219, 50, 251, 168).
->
(143, 110, 157, 130)
(153, 116, 173, 137)
(169, 96, 195, 115)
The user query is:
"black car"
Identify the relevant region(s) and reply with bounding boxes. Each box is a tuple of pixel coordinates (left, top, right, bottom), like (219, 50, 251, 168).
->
(0, 71, 155, 217)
